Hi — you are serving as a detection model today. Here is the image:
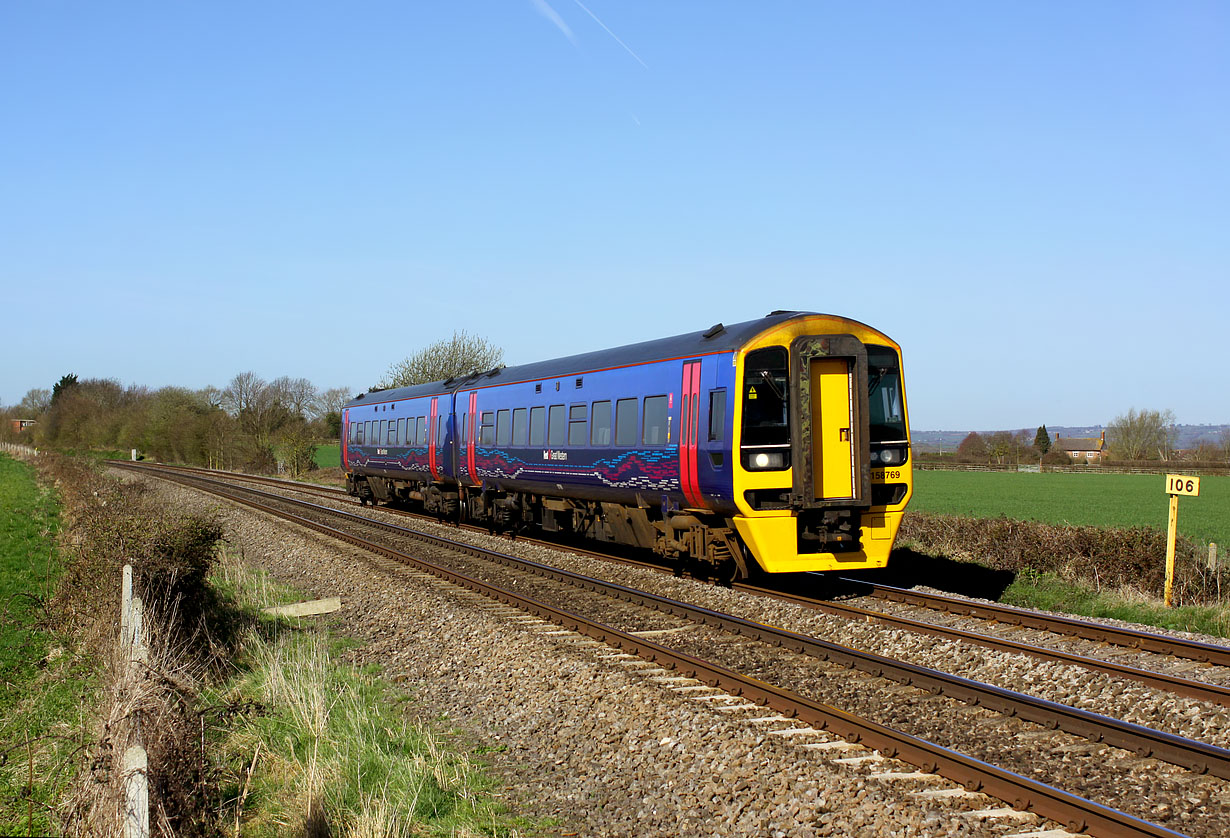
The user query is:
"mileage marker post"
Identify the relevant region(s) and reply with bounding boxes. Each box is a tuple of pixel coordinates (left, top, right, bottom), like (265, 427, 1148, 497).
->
(1164, 474, 1201, 607)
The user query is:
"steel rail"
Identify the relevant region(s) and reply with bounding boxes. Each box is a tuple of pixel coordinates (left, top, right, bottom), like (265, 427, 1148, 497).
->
(114, 462, 1230, 707)
(120, 462, 1230, 782)
(841, 579, 1230, 668)
(121, 463, 1189, 838)
(738, 584, 1230, 708)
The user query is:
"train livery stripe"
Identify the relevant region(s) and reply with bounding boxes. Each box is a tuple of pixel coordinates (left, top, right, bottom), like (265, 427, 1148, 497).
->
(428, 397, 440, 481)
(680, 360, 703, 508)
(466, 391, 478, 485)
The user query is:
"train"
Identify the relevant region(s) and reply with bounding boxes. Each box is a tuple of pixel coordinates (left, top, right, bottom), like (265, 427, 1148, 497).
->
(340, 311, 912, 578)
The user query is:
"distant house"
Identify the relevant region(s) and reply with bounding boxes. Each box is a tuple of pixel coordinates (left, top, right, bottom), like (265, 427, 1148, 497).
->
(1054, 431, 1105, 462)
(10, 419, 36, 434)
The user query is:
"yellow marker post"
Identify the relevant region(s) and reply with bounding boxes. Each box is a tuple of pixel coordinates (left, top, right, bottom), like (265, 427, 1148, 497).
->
(1164, 474, 1201, 607)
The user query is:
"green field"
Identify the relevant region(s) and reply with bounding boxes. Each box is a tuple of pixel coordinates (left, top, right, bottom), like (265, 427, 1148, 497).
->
(313, 443, 340, 469)
(909, 470, 1229, 549)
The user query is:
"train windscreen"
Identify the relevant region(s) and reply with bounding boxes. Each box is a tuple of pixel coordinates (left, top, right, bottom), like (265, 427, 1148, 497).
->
(866, 345, 906, 442)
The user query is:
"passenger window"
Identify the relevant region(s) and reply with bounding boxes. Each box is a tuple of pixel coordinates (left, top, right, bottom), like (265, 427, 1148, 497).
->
(708, 389, 727, 442)
(512, 408, 528, 446)
(615, 398, 637, 446)
(387, 421, 396, 445)
(438, 415, 445, 445)
(643, 396, 668, 445)
(568, 404, 587, 446)
(590, 401, 611, 445)
(496, 409, 511, 445)
(418, 417, 428, 446)
(356, 423, 365, 445)
(529, 406, 546, 446)
(480, 411, 495, 445)
(460, 414, 467, 446)
(548, 404, 566, 446)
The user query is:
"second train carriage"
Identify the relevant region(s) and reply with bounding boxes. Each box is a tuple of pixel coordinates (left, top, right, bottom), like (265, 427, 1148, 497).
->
(341, 311, 912, 576)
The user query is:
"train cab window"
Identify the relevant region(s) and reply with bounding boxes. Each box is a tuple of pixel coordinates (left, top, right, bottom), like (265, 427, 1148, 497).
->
(642, 395, 668, 445)
(496, 409, 511, 446)
(708, 389, 727, 442)
(615, 398, 637, 446)
(480, 412, 495, 445)
(590, 401, 611, 445)
(548, 405, 566, 446)
(867, 346, 907, 441)
(529, 406, 546, 446)
(568, 404, 587, 446)
(512, 408, 528, 445)
(741, 346, 790, 469)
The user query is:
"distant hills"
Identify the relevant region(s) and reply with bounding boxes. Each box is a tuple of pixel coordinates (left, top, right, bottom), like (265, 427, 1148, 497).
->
(911, 425, 1229, 453)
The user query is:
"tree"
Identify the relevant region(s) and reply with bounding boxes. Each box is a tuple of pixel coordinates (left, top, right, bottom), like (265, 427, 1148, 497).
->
(18, 388, 51, 415)
(1105, 408, 1177, 461)
(270, 376, 318, 420)
(315, 386, 352, 417)
(376, 331, 503, 389)
(1033, 425, 1051, 455)
(986, 430, 1029, 464)
(956, 432, 988, 463)
(51, 373, 78, 404)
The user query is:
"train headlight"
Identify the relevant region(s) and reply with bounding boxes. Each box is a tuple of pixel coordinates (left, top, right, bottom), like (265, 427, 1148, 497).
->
(871, 446, 909, 466)
(747, 451, 785, 470)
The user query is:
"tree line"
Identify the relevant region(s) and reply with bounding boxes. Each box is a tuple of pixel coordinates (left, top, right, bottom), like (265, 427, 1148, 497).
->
(1, 331, 505, 475)
(2, 373, 351, 476)
(952, 410, 1230, 466)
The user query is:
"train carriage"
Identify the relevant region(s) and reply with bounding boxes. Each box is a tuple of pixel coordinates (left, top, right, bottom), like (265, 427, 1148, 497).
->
(341, 311, 912, 577)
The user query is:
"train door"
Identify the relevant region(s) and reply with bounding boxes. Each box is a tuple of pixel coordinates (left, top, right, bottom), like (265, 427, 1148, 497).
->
(461, 390, 478, 485)
(679, 360, 704, 508)
(341, 408, 350, 471)
(428, 397, 441, 481)
(810, 357, 856, 500)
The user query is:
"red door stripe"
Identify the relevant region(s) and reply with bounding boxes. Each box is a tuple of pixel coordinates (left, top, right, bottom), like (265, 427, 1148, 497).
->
(679, 361, 704, 508)
(466, 391, 478, 485)
(428, 398, 440, 480)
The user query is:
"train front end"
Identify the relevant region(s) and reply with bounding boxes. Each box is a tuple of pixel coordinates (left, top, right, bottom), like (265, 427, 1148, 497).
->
(731, 315, 912, 573)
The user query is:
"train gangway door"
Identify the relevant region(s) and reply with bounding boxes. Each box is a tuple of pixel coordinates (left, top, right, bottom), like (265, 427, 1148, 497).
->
(811, 357, 855, 500)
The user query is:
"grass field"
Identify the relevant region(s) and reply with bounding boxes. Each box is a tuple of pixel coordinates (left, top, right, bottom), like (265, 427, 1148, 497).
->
(314, 443, 340, 469)
(909, 470, 1229, 549)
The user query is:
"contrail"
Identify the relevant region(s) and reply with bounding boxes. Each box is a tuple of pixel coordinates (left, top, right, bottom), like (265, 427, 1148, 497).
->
(531, 0, 576, 45)
(572, 0, 648, 68)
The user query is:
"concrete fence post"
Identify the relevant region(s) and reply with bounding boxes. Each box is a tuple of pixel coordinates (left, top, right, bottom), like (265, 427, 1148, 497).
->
(122, 745, 149, 838)
(1211, 543, 1219, 572)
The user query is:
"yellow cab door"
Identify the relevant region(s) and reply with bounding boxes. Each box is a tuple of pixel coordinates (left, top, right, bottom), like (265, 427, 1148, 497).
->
(810, 357, 855, 500)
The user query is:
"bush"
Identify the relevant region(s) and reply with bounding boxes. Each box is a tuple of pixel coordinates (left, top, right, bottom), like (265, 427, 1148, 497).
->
(898, 511, 1222, 606)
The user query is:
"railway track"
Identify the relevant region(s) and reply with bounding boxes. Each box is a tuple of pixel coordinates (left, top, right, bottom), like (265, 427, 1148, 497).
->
(114, 461, 1228, 837)
(127, 463, 1230, 708)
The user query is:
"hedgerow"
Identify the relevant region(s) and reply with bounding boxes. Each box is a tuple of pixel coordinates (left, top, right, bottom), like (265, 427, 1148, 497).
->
(898, 512, 1224, 606)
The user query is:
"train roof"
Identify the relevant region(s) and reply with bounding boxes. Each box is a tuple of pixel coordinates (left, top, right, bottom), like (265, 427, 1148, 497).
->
(346, 311, 877, 407)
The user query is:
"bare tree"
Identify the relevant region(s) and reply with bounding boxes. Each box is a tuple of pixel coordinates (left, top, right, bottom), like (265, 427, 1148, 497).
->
(1106, 408, 1177, 461)
(376, 331, 504, 389)
(1219, 428, 1230, 463)
(270, 376, 318, 420)
(19, 388, 51, 415)
(315, 386, 352, 418)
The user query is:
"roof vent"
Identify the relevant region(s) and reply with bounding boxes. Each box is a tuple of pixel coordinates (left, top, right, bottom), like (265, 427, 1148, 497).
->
(703, 322, 725, 339)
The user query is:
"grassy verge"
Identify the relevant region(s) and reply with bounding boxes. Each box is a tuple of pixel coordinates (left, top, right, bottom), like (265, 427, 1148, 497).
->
(0, 454, 99, 834)
(205, 553, 534, 837)
(1002, 570, 1230, 638)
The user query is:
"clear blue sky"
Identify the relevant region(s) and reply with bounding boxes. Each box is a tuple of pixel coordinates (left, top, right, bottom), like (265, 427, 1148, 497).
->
(3, 2, 1226, 431)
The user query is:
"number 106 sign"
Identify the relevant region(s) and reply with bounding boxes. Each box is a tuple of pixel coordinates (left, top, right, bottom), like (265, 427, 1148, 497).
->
(1165, 474, 1201, 497)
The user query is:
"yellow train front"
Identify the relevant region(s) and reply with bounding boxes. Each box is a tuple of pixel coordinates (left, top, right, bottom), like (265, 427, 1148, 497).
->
(728, 314, 912, 573)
